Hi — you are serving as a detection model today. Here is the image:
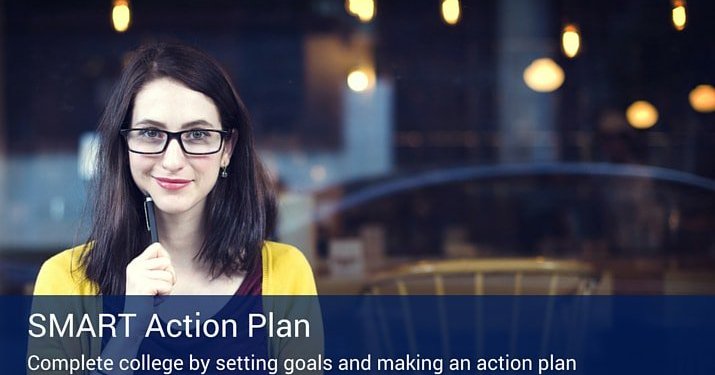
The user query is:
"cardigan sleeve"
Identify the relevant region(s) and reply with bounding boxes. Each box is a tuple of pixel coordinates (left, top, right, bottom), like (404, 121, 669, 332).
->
(29, 246, 103, 375)
(261, 241, 323, 374)
(33, 246, 97, 296)
(262, 241, 318, 296)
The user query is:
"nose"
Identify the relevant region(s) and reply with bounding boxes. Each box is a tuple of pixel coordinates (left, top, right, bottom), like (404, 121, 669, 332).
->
(160, 139, 187, 172)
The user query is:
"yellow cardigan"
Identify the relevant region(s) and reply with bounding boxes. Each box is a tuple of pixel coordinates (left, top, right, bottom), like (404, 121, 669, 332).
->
(29, 242, 323, 369)
(33, 240, 317, 295)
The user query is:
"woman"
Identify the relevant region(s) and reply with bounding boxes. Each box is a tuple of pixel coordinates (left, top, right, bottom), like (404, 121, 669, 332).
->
(33, 42, 316, 297)
(29, 43, 321, 374)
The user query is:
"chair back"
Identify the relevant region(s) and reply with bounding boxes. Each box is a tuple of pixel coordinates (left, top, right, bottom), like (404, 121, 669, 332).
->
(362, 258, 602, 357)
(366, 258, 599, 295)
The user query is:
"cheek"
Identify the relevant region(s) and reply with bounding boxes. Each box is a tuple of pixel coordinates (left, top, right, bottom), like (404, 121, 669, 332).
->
(128, 155, 153, 182)
(192, 157, 222, 180)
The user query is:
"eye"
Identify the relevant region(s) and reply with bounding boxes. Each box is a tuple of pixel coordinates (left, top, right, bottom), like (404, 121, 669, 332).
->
(187, 130, 210, 139)
(138, 128, 162, 138)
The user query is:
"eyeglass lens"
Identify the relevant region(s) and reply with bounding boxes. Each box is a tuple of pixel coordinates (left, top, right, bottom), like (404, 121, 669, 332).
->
(124, 129, 223, 154)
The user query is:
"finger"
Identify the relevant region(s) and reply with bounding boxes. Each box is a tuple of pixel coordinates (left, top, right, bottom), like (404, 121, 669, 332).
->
(153, 280, 173, 296)
(135, 243, 163, 261)
(141, 257, 172, 271)
(145, 270, 174, 284)
(165, 264, 177, 285)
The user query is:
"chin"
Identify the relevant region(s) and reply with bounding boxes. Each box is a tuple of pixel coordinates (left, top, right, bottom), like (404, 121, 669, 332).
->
(155, 204, 187, 215)
(152, 195, 201, 216)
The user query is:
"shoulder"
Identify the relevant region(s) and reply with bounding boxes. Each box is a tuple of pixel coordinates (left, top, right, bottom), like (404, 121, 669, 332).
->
(262, 241, 317, 295)
(33, 244, 98, 295)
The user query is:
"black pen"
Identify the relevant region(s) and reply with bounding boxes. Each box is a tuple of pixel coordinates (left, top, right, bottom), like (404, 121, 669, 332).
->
(144, 196, 159, 243)
(145, 195, 167, 306)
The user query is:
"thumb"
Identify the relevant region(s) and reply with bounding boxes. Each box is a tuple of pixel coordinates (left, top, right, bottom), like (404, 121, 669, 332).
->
(155, 243, 172, 261)
(137, 242, 163, 260)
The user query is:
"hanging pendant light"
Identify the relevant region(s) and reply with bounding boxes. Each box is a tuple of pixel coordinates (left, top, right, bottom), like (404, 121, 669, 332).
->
(112, 0, 131, 33)
(561, 24, 581, 58)
(672, 0, 687, 31)
(441, 0, 461, 26)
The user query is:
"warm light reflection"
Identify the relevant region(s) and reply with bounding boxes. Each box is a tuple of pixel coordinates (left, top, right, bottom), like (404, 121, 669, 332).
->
(561, 24, 581, 58)
(689, 84, 715, 113)
(310, 165, 327, 182)
(441, 0, 461, 25)
(626, 101, 659, 129)
(346, 0, 375, 23)
(347, 69, 371, 92)
(672, 1, 686, 31)
(523, 58, 565, 92)
(112, 0, 131, 33)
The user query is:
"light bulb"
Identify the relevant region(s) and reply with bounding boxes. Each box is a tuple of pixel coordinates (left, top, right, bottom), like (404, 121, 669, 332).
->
(523, 58, 565, 92)
(346, 0, 374, 23)
(441, 0, 461, 26)
(112, 0, 131, 33)
(347, 69, 371, 92)
(626, 101, 659, 129)
(672, 0, 686, 31)
(561, 24, 581, 58)
(689, 85, 715, 113)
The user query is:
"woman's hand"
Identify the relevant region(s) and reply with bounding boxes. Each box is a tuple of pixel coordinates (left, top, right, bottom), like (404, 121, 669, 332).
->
(122, 243, 177, 338)
(125, 242, 177, 296)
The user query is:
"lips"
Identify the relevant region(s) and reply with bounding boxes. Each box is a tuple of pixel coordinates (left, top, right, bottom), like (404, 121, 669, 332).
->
(154, 177, 192, 191)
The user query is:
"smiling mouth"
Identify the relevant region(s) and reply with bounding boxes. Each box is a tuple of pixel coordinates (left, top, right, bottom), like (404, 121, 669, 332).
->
(154, 177, 192, 190)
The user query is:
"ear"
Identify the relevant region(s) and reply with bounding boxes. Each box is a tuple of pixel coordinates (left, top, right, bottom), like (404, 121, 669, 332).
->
(221, 131, 238, 166)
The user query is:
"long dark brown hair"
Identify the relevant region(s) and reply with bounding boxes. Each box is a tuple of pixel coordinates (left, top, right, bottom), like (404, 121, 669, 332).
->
(82, 43, 276, 295)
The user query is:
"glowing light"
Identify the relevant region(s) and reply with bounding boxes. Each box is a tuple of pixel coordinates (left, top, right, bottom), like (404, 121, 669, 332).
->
(310, 165, 327, 182)
(441, 0, 461, 25)
(112, 0, 131, 33)
(346, 0, 375, 23)
(346, 0, 359, 15)
(672, 0, 686, 31)
(626, 101, 659, 129)
(347, 69, 372, 92)
(561, 24, 581, 58)
(689, 84, 715, 113)
(523, 58, 565, 92)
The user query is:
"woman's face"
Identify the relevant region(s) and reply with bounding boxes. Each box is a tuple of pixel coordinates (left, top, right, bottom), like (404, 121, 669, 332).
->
(128, 77, 232, 217)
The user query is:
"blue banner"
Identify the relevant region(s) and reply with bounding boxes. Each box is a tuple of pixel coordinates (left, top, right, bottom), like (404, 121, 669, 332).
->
(2, 296, 714, 374)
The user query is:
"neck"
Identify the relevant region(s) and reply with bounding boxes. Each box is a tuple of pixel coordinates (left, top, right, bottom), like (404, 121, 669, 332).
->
(156, 206, 205, 270)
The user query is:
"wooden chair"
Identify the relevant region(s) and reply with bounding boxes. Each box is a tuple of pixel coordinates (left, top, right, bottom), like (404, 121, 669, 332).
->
(361, 258, 602, 358)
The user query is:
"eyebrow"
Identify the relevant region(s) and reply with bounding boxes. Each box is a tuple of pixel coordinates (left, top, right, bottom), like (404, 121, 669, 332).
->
(133, 119, 219, 129)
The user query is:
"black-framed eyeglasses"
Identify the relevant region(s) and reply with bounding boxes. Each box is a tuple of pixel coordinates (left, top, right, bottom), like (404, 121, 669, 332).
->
(120, 128, 232, 155)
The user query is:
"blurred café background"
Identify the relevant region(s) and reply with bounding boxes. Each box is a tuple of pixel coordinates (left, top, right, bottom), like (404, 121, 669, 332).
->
(0, 0, 714, 294)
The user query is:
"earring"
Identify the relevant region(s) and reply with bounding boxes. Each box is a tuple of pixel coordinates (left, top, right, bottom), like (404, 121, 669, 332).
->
(221, 166, 228, 178)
